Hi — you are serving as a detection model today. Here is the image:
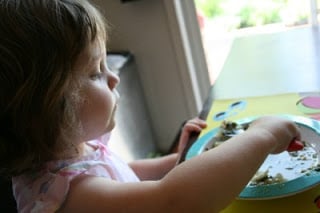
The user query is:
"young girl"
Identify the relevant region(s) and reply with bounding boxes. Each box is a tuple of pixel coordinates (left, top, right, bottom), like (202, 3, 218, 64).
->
(0, 0, 301, 212)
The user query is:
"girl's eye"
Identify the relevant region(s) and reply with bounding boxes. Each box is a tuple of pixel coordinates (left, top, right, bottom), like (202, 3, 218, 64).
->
(89, 72, 102, 80)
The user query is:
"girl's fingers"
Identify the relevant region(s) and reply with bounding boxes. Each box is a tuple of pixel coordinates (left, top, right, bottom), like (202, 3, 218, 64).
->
(185, 118, 207, 129)
(192, 118, 207, 125)
(177, 119, 206, 154)
(183, 123, 204, 133)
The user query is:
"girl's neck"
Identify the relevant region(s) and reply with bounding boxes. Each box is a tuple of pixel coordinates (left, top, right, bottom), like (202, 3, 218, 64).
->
(54, 142, 86, 160)
(54, 140, 97, 161)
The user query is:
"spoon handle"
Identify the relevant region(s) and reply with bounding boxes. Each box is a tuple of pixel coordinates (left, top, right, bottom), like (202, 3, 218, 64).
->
(287, 139, 304, 152)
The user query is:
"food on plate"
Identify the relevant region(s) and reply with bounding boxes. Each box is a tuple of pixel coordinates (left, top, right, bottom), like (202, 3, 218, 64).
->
(249, 170, 287, 186)
(204, 120, 249, 150)
(204, 119, 319, 186)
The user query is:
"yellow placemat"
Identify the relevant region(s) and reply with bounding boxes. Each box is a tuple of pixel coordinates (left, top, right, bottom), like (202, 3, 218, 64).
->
(202, 93, 305, 136)
(199, 92, 320, 212)
(221, 186, 320, 213)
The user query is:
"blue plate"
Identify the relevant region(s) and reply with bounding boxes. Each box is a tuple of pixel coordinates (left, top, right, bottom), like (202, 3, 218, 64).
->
(186, 115, 320, 200)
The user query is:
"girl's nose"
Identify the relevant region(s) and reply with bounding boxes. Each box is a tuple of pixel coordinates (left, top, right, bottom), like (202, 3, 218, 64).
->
(108, 70, 120, 89)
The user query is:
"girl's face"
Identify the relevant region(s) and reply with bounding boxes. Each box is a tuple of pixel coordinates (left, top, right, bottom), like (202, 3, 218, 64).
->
(74, 38, 120, 142)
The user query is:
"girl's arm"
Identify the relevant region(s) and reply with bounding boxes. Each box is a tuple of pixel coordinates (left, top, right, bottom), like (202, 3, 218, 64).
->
(129, 117, 207, 180)
(59, 116, 300, 213)
(129, 153, 178, 180)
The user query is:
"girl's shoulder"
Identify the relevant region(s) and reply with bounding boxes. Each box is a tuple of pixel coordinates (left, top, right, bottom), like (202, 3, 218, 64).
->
(12, 139, 139, 212)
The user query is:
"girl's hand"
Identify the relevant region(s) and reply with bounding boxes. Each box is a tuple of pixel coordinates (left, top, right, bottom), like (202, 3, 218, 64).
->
(248, 116, 301, 154)
(177, 117, 207, 155)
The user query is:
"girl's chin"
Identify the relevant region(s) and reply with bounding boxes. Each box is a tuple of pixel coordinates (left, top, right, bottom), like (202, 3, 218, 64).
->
(106, 108, 117, 131)
(105, 119, 116, 132)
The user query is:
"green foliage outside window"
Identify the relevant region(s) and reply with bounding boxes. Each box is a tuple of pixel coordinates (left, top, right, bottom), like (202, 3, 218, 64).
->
(195, 0, 309, 29)
(195, 0, 224, 18)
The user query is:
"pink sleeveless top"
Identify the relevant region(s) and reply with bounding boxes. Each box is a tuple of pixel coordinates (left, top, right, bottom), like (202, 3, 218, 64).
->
(12, 134, 139, 213)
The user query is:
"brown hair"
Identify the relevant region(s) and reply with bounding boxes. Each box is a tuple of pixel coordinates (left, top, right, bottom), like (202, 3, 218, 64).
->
(0, 0, 107, 176)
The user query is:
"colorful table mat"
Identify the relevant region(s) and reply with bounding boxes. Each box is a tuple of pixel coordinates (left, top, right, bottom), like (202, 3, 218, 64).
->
(198, 92, 320, 212)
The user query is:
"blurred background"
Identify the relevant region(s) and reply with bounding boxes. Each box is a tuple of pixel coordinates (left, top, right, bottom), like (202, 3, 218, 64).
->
(195, 0, 316, 83)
